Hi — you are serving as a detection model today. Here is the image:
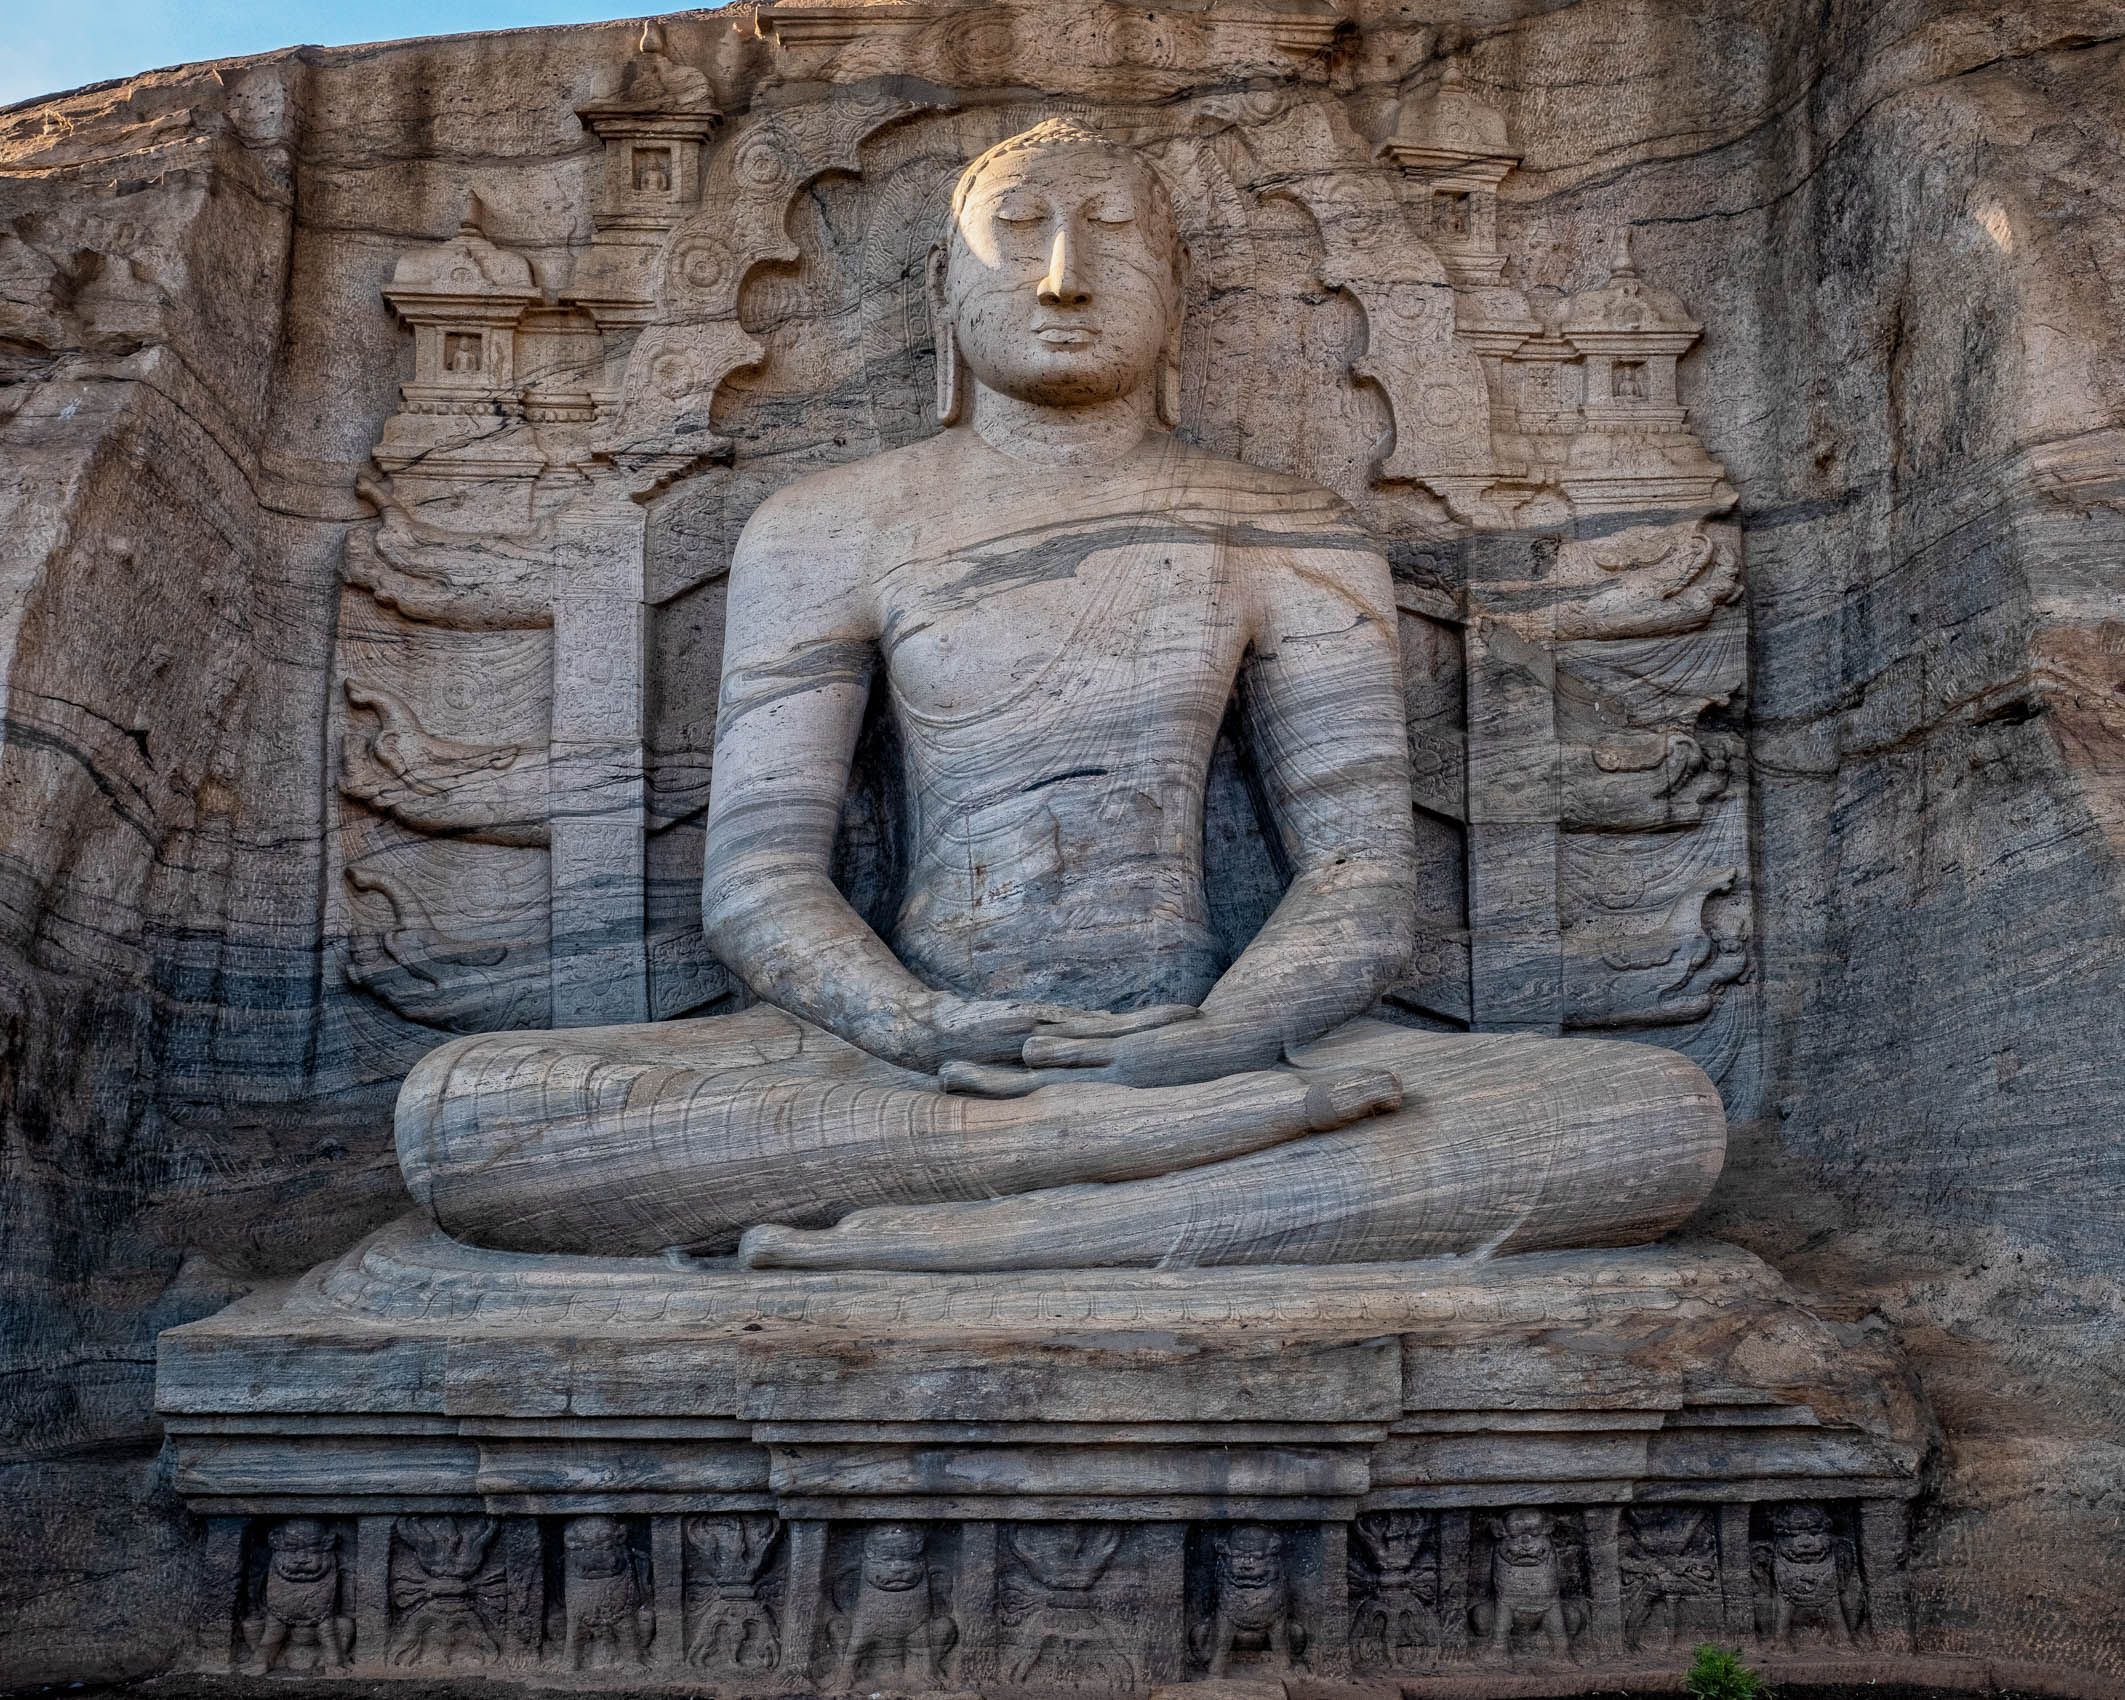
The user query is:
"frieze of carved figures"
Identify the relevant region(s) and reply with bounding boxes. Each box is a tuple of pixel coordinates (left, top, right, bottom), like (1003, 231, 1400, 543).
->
(560, 1516, 653, 1670)
(1753, 1503, 1868, 1649)
(1349, 1510, 1443, 1672)
(683, 1514, 781, 1672)
(1471, 1509, 1586, 1669)
(194, 1502, 1913, 1683)
(243, 1519, 353, 1675)
(1002, 1524, 1136, 1690)
(389, 1516, 506, 1668)
(828, 1523, 958, 1689)
(1193, 1525, 1309, 1678)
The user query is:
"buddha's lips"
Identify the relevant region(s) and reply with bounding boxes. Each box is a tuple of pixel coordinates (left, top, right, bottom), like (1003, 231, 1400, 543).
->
(1034, 324, 1099, 345)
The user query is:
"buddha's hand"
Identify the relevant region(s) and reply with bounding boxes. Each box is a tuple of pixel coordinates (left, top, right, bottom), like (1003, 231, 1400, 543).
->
(1033, 1009, 1284, 1087)
(939, 1008, 1282, 1094)
(898, 994, 1194, 1074)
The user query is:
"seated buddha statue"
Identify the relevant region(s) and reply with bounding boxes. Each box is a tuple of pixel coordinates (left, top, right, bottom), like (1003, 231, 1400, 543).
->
(393, 119, 1725, 1272)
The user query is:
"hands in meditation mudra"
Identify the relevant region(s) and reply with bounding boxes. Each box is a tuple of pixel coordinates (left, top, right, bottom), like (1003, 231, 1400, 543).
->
(394, 121, 1725, 1271)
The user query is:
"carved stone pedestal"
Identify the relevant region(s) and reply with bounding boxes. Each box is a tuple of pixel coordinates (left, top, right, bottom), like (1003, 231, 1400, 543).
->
(157, 1221, 1927, 1690)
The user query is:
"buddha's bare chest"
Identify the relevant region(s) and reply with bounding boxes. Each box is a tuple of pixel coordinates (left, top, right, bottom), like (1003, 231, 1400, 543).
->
(875, 534, 1247, 725)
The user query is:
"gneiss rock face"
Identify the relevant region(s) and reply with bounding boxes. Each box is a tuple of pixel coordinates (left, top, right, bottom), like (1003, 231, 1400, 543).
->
(2, 0, 2123, 1686)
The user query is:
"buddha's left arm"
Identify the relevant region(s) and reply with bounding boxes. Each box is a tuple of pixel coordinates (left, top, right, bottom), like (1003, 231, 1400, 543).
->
(1198, 540, 1419, 1050)
(1014, 535, 1419, 1091)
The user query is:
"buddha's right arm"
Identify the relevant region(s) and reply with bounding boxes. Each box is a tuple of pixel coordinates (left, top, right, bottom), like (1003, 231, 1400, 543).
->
(698, 490, 1055, 1076)
(697, 490, 941, 1066)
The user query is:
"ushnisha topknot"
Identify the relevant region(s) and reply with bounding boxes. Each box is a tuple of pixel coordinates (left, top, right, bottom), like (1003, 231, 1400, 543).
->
(948, 117, 1179, 243)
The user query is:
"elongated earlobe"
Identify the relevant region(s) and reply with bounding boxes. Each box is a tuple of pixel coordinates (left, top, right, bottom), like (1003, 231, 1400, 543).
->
(927, 246, 965, 426)
(1156, 243, 1189, 428)
(1157, 350, 1182, 428)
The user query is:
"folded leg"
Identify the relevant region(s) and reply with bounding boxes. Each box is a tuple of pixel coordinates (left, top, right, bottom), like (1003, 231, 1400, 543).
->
(738, 1020, 1726, 1270)
(394, 1006, 1401, 1255)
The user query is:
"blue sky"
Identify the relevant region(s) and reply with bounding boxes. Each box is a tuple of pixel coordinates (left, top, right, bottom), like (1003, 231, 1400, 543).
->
(3, 2, 682, 107)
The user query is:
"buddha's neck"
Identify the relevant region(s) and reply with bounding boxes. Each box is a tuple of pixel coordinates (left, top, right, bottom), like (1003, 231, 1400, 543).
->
(969, 382, 1158, 467)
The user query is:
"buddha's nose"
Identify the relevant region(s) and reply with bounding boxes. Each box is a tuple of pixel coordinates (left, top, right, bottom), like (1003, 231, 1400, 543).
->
(1037, 226, 1090, 306)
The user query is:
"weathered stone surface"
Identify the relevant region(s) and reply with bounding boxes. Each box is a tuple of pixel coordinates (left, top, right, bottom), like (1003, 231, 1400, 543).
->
(3, 0, 2123, 1688)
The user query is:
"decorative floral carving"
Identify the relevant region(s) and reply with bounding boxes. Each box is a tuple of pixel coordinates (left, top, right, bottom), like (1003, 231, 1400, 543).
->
(1002, 1524, 1134, 1689)
(1349, 1511, 1441, 1671)
(389, 1515, 505, 1667)
(684, 1514, 781, 1671)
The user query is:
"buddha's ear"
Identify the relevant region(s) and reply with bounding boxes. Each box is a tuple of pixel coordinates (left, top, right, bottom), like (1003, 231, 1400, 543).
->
(1155, 238, 1190, 429)
(926, 244, 965, 426)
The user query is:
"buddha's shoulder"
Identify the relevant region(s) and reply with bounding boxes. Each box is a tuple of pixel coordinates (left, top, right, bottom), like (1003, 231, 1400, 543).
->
(1158, 441, 1370, 536)
(740, 434, 960, 542)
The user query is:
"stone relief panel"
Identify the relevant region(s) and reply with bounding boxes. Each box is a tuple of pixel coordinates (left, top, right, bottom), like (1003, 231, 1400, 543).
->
(557, 1515, 654, 1670)
(1752, 1502, 1869, 1650)
(1000, 1523, 1145, 1690)
(1348, 1509, 1446, 1673)
(1619, 1506, 1722, 1655)
(240, 1518, 356, 1675)
(385, 1516, 515, 1668)
(820, 1521, 959, 1689)
(1468, 1507, 1590, 1670)
(681, 1513, 783, 1673)
(1185, 1523, 1321, 1679)
(326, 23, 1756, 1111)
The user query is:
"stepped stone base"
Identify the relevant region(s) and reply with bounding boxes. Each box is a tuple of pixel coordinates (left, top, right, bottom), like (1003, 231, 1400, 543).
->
(155, 1220, 1929, 1689)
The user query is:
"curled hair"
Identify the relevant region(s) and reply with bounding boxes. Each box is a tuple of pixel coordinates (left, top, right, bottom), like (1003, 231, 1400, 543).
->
(949, 117, 1179, 249)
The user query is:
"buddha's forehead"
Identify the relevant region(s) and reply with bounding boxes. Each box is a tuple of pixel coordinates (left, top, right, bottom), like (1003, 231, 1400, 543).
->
(961, 141, 1155, 208)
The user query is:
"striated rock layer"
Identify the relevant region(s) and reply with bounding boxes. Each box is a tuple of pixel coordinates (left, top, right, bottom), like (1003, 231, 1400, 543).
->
(2, 0, 2123, 1686)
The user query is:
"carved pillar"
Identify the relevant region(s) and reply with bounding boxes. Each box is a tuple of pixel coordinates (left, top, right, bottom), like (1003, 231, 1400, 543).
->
(501, 1518, 544, 1662)
(776, 1519, 828, 1689)
(651, 1515, 687, 1671)
(1582, 1505, 1624, 1658)
(954, 1520, 1001, 1685)
(188, 1515, 246, 1672)
(1718, 1505, 1755, 1638)
(1140, 1523, 1189, 1683)
(353, 1516, 394, 1667)
(1308, 1519, 1351, 1674)
(546, 484, 650, 1026)
(1859, 1500, 1913, 1648)
(1436, 1510, 1472, 1656)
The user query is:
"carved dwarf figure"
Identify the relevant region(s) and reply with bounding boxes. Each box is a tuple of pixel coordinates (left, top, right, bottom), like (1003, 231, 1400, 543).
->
(1473, 1509, 1581, 1668)
(389, 1515, 504, 1667)
(393, 117, 1725, 1275)
(1754, 1503, 1865, 1647)
(1004, 1524, 1134, 1689)
(245, 1518, 353, 1674)
(1193, 1525, 1307, 1676)
(1620, 1507, 1719, 1651)
(684, 1514, 781, 1671)
(561, 1515, 651, 1669)
(1349, 1511, 1441, 1671)
(833, 1523, 957, 1689)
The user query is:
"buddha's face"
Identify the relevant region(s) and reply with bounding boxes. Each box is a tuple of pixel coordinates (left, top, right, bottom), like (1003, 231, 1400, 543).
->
(944, 137, 1180, 410)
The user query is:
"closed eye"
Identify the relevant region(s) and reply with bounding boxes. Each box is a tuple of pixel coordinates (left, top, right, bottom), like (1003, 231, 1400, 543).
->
(990, 192, 1048, 224)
